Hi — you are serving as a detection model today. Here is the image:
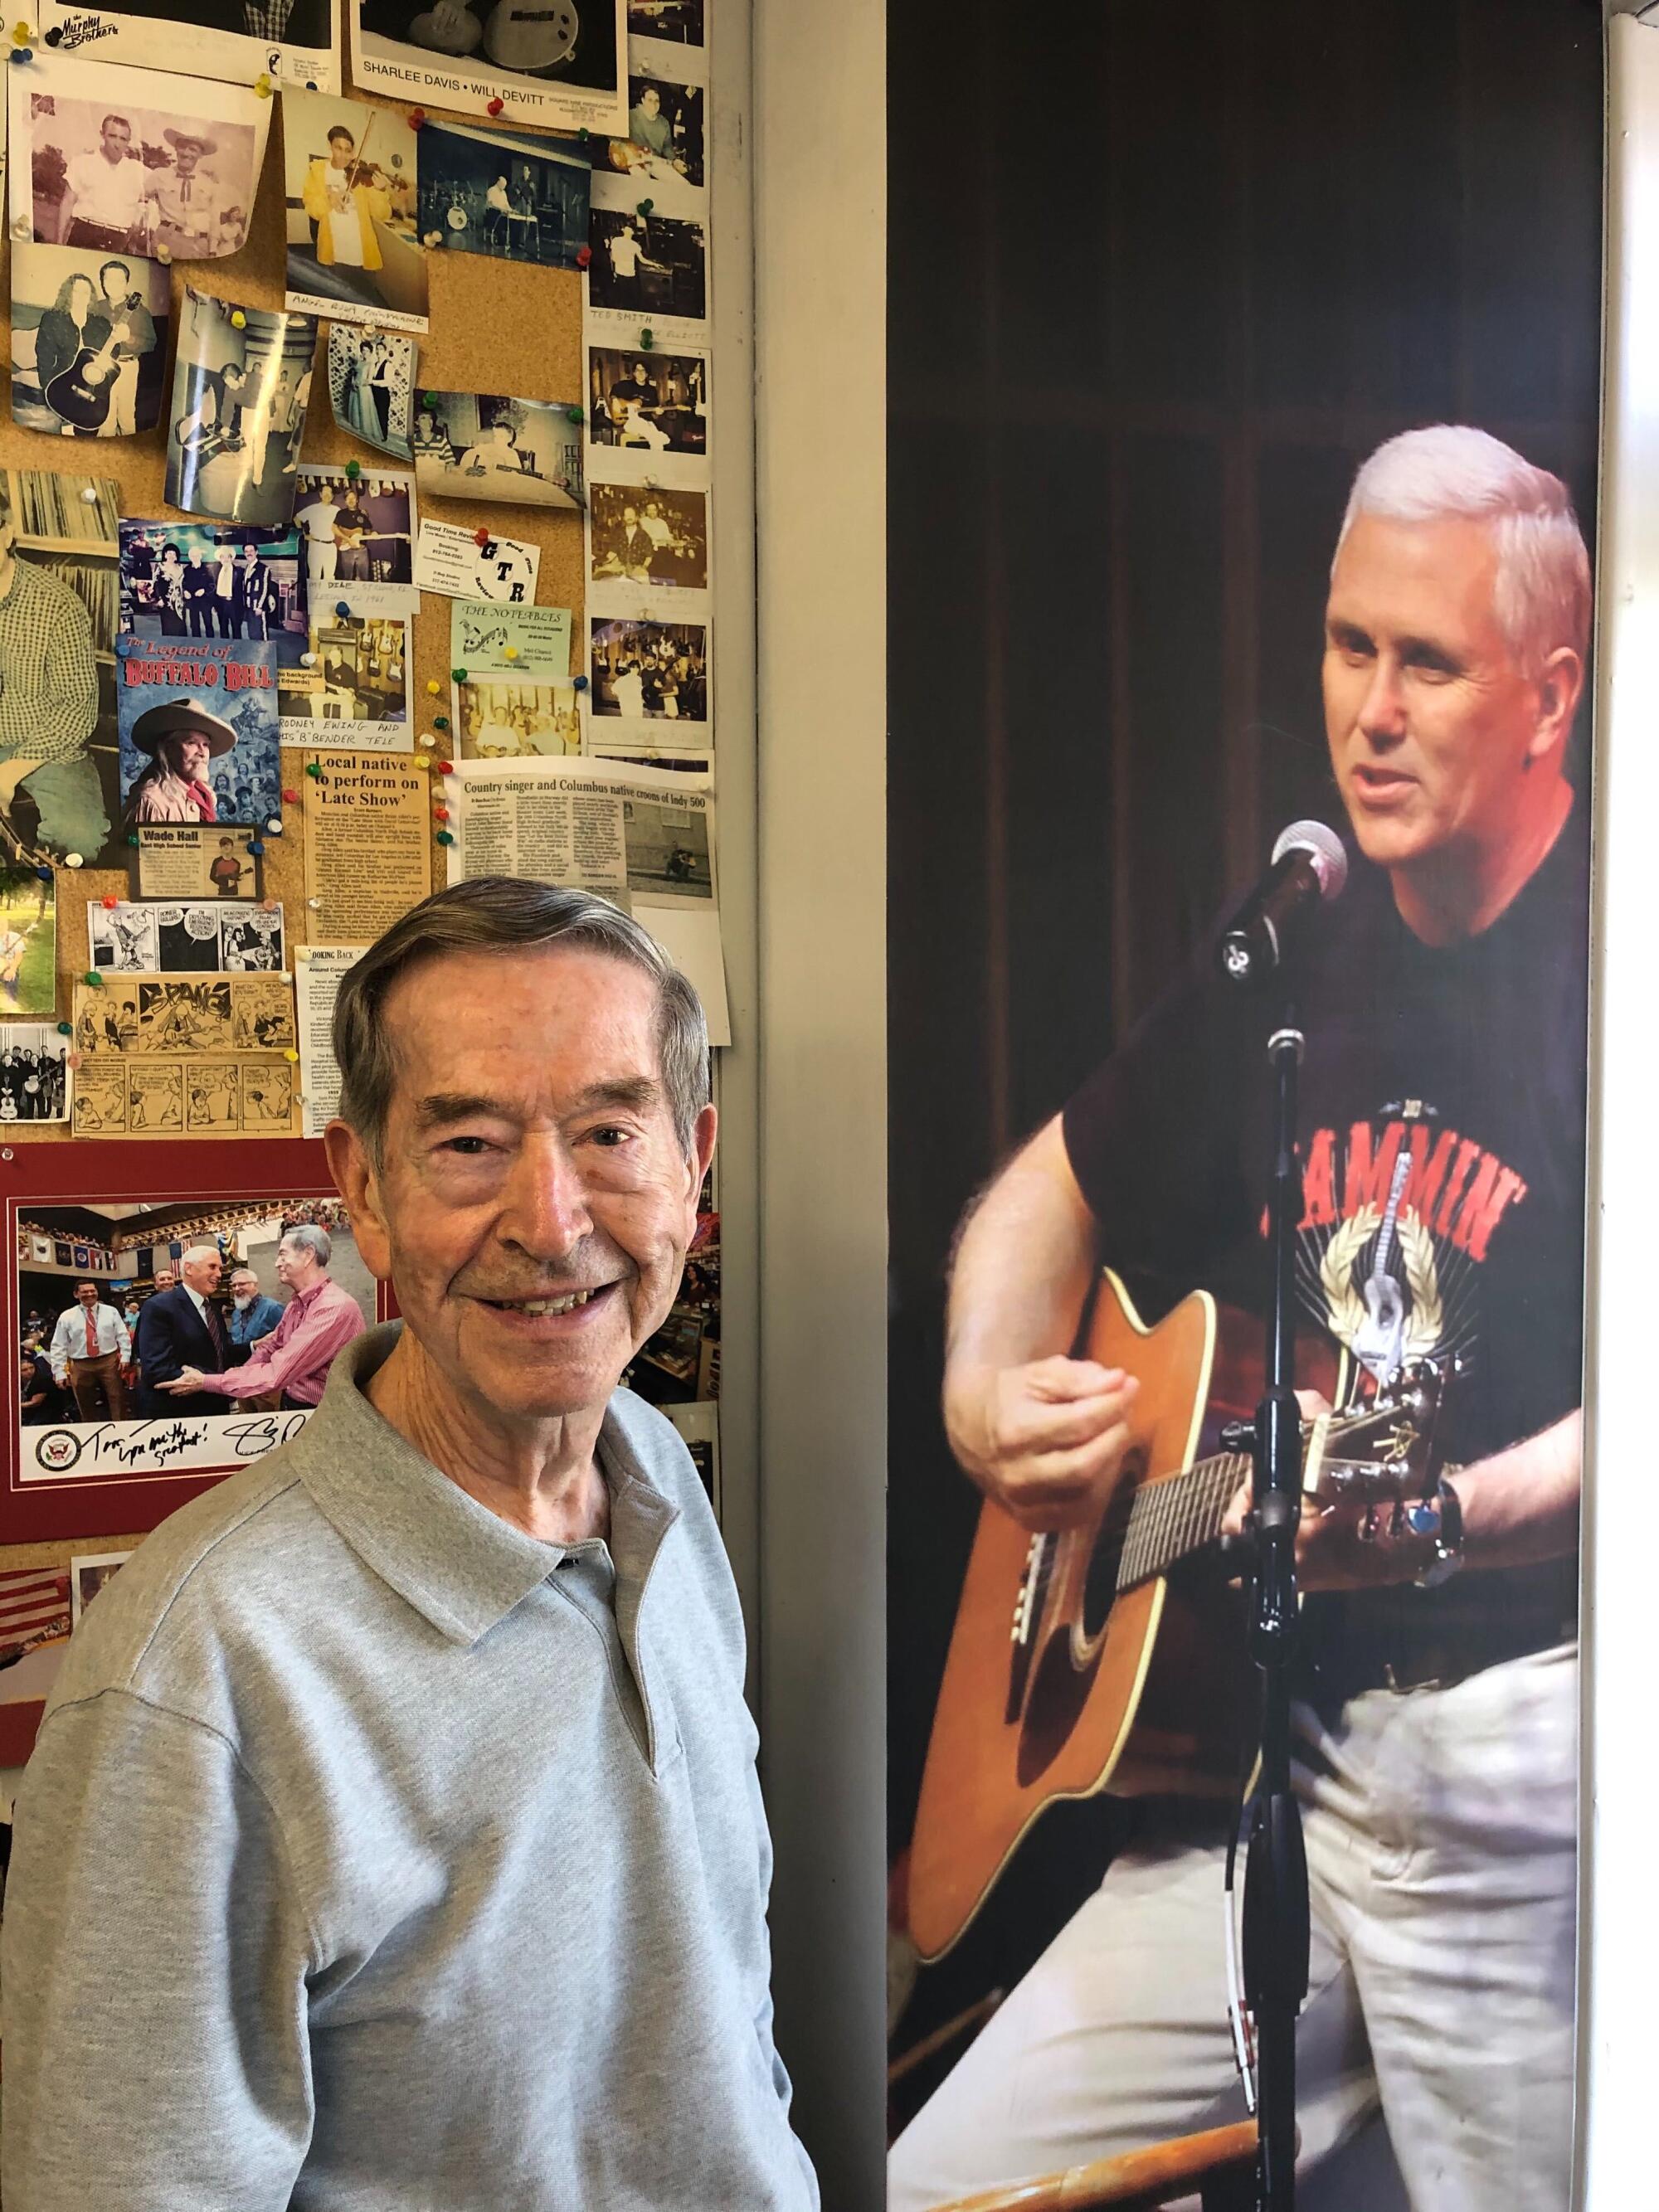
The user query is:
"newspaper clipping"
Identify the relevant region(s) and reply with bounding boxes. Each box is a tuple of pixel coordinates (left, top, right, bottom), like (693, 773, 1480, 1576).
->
(301, 751, 432, 945)
(294, 945, 365, 1140)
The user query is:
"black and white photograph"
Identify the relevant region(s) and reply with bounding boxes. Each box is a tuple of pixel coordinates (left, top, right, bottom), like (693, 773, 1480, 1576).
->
(589, 616, 708, 725)
(627, 0, 702, 46)
(278, 604, 413, 749)
(0, 467, 125, 872)
(587, 206, 705, 323)
(625, 71, 704, 188)
(89, 899, 285, 975)
(457, 677, 580, 758)
(622, 795, 712, 897)
(10, 245, 169, 441)
(284, 90, 427, 335)
(589, 483, 707, 591)
(353, 0, 627, 135)
(165, 292, 317, 531)
(328, 327, 417, 460)
(16, 1194, 377, 1481)
(419, 117, 591, 271)
(120, 520, 309, 673)
(586, 345, 708, 456)
(36, 0, 339, 98)
(0, 1028, 71, 1125)
(8, 52, 270, 260)
(293, 467, 417, 602)
(412, 391, 584, 511)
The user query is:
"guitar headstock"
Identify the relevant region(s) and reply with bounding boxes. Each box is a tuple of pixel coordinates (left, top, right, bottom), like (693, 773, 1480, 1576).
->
(1304, 1359, 1452, 1506)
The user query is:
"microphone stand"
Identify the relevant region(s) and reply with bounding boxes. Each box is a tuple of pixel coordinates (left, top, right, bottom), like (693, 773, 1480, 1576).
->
(1239, 994, 1311, 2212)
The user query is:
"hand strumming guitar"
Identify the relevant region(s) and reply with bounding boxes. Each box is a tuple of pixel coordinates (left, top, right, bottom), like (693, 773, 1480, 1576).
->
(947, 1356, 1140, 1534)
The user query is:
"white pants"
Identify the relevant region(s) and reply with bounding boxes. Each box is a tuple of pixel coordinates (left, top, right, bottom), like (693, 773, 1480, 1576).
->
(888, 1644, 1578, 2212)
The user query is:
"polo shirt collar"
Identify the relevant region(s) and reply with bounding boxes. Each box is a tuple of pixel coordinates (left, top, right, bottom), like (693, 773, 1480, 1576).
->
(292, 1323, 678, 1649)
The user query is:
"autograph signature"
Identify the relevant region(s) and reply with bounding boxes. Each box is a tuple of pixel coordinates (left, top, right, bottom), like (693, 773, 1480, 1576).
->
(28, 1411, 309, 1477)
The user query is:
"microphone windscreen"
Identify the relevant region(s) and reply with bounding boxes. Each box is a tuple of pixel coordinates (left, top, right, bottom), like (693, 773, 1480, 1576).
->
(1271, 819, 1348, 902)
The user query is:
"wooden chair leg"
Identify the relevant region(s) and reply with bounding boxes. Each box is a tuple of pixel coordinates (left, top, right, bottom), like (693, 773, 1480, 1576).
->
(927, 2119, 1259, 2212)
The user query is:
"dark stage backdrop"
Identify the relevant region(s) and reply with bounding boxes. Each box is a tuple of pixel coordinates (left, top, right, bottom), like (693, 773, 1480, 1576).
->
(887, 0, 1603, 2132)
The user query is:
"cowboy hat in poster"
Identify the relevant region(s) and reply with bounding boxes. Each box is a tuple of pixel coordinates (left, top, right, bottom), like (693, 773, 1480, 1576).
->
(116, 638, 280, 834)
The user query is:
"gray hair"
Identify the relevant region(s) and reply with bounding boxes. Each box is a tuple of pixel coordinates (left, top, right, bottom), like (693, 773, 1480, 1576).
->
(332, 878, 709, 1164)
(280, 1223, 331, 1267)
(1335, 425, 1592, 678)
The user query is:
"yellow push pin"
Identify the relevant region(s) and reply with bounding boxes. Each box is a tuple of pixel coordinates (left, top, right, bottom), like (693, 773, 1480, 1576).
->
(504, 644, 518, 661)
(282, 1048, 299, 1062)
(255, 72, 272, 97)
(426, 678, 441, 696)
(11, 21, 32, 44)
(231, 309, 246, 329)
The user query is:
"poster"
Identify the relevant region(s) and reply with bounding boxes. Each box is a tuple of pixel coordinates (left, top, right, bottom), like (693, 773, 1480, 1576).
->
(413, 390, 584, 512)
(294, 943, 363, 1139)
(166, 290, 316, 529)
(35, 0, 341, 95)
(90, 899, 285, 974)
(351, 0, 627, 136)
(327, 326, 417, 460)
(7, 49, 270, 259)
(119, 517, 309, 669)
(418, 117, 590, 270)
(11, 244, 170, 440)
(883, 12, 1601, 2200)
(134, 824, 260, 901)
(283, 90, 427, 336)
(115, 636, 280, 832)
(300, 751, 431, 945)
(278, 597, 413, 749)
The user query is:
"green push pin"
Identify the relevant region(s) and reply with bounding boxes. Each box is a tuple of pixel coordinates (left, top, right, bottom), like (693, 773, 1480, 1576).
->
(125, 831, 139, 846)
(451, 667, 466, 683)
(305, 761, 324, 779)
(56, 1022, 72, 1037)
(435, 829, 455, 846)
(82, 970, 103, 989)
(567, 405, 584, 423)
(434, 715, 450, 730)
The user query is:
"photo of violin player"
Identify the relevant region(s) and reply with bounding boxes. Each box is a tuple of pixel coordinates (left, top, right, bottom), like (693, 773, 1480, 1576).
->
(282, 90, 428, 335)
(10, 245, 168, 441)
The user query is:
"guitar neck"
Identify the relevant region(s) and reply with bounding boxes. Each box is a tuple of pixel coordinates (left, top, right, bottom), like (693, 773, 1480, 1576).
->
(1116, 1451, 1250, 1591)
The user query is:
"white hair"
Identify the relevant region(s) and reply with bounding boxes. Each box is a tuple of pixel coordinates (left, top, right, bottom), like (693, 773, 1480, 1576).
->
(1335, 425, 1591, 678)
(281, 1223, 331, 1267)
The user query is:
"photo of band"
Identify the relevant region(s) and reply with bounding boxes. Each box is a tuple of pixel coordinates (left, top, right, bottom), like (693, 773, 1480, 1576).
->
(165, 292, 316, 530)
(417, 116, 591, 270)
(589, 483, 707, 592)
(586, 345, 708, 455)
(588, 617, 708, 726)
(119, 520, 309, 668)
(10, 246, 169, 441)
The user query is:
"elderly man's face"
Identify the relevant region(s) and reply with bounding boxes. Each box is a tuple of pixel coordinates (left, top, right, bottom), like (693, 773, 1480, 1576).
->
(1322, 513, 1554, 874)
(181, 1250, 222, 1295)
(345, 946, 713, 1427)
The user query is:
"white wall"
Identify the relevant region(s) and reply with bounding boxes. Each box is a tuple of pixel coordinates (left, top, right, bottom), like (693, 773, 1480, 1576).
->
(752, 0, 888, 2200)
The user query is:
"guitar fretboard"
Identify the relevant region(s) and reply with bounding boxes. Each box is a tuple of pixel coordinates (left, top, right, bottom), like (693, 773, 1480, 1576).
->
(1115, 1452, 1251, 1591)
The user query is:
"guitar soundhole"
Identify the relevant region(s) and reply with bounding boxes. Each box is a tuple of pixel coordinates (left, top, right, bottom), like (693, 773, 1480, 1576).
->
(1080, 1461, 1139, 1642)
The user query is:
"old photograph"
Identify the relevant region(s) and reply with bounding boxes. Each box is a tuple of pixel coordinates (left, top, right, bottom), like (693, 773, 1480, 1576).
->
(70, 1552, 131, 1626)
(623, 795, 711, 897)
(0, 867, 57, 1020)
(587, 206, 705, 323)
(0, 1028, 71, 1124)
(284, 90, 427, 334)
(90, 900, 285, 975)
(589, 617, 708, 724)
(15, 1194, 376, 1477)
(590, 483, 707, 591)
(135, 826, 260, 902)
(11, 244, 169, 440)
(412, 391, 584, 511)
(120, 520, 309, 672)
(166, 291, 317, 530)
(279, 605, 412, 747)
(419, 118, 590, 271)
(353, 0, 626, 135)
(36, 0, 338, 97)
(294, 467, 417, 600)
(586, 346, 707, 455)
(10, 55, 267, 260)
(457, 678, 580, 758)
(627, 0, 702, 44)
(328, 327, 416, 459)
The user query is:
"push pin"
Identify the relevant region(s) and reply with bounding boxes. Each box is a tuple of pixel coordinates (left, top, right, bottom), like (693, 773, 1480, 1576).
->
(572, 675, 589, 693)
(42, 22, 61, 41)
(231, 309, 246, 329)
(255, 72, 271, 97)
(566, 403, 586, 422)
(126, 831, 140, 847)
(334, 600, 350, 617)
(435, 829, 455, 846)
(433, 804, 450, 822)
(433, 715, 450, 730)
(437, 758, 454, 775)
(9, 42, 32, 62)
(409, 106, 426, 129)
(116, 635, 134, 656)
(575, 246, 592, 270)
(301, 651, 317, 667)
(504, 644, 518, 661)
(418, 733, 435, 750)
(636, 198, 654, 216)
(473, 527, 491, 547)
(63, 853, 83, 869)
(12, 19, 32, 40)
(451, 666, 467, 683)
(486, 95, 504, 114)
(423, 391, 437, 408)
(308, 897, 323, 909)
(156, 243, 173, 265)
(577, 126, 591, 141)
(283, 1048, 299, 1062)
(426, 678, 441, 696)
(640, 328, 654, 350)
(80, 485, 100, 503)
(345, 458, 360, 479)
(100, 895, 119, 909)
(261, 897, 278, 913)
(265, 817, 282, 834)
(33, 865, 51, 882)
(247, 839, 265, 857)
(305, 761, 324, 779)
(82, 970, 103, 989)
(56, 1022, 72, 1037)
(282, 786, 300, 804)
(10, 216, 29, 241)
(304, 76, 317, 90)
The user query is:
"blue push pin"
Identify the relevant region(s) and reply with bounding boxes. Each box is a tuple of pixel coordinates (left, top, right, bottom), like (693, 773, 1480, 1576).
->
(116, 635, 133, 656)
(33, 864, 51, 882)
(247, 840, 265, 857)
(335, 600, 350, 617)
(572, 675, 589, 693)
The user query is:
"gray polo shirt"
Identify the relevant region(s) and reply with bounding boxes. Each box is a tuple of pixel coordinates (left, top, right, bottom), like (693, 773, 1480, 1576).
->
(2, 1325, 819, 2211)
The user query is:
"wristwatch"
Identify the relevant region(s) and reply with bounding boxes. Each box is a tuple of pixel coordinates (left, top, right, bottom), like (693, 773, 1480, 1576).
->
(1405, 1473, 1465, 1588)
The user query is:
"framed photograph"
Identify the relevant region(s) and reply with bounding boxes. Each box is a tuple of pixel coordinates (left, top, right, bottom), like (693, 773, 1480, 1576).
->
(283, 90, 427, 335)
(166, 291, 317, 531)
(36, 0, 340, 96)
(8, 51, 271, 260)
(352, 0, 626, 135)
(3, 1150, 387, 1543)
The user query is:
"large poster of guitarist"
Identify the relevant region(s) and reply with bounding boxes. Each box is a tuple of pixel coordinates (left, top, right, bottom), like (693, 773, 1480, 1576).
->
(10, 244, 168, 441)
(888, 425, 1593, 2212)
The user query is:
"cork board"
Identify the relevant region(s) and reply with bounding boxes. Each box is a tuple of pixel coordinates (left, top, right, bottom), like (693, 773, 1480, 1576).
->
(0, 85, 587, 1582)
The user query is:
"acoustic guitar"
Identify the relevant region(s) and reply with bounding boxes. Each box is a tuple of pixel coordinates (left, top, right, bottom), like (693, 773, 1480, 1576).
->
(406, 0, 577, 72)
(44, 328, 124, 435)
(906, 1271, 1450, 1962)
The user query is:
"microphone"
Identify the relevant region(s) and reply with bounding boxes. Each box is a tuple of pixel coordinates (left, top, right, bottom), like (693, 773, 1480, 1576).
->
(1217, 820, 1348, 987)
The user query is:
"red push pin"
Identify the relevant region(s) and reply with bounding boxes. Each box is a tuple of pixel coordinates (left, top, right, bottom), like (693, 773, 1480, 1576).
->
(433, 805, 450, 822)
(282, 786, 300, 804)
(437, 759, 454, 775)
(408, 105, 426, 129)
(100, 894, 119, 909)
(474, 527, 491, 547)
(487, 95, 504, 115)
(576, 244, 592, 269)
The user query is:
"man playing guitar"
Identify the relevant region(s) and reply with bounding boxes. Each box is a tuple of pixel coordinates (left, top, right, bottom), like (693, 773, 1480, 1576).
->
(889, 426, 1590, 2212)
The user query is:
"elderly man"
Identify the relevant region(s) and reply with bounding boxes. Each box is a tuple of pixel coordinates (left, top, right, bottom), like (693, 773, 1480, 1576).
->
(46, 1281, 131, 1422)
(225, 1263, 284, 1358)
(889, 425, 1590, 2212)
(163, 1224, 364, 1412)
(130, 1242, 229, 1417)
(2, 879, 819, 2211)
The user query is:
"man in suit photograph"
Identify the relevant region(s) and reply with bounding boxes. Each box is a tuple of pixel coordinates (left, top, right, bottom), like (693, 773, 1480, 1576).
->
(133, 1243, 228, 1417)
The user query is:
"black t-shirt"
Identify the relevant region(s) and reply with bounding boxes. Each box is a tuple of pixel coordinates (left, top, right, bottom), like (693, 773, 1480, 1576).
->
(1062, 805, 1589, 1658)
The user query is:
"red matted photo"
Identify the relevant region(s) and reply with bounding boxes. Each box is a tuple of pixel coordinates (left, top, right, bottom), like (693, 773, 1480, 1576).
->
(7, 1139, 389, 1548)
